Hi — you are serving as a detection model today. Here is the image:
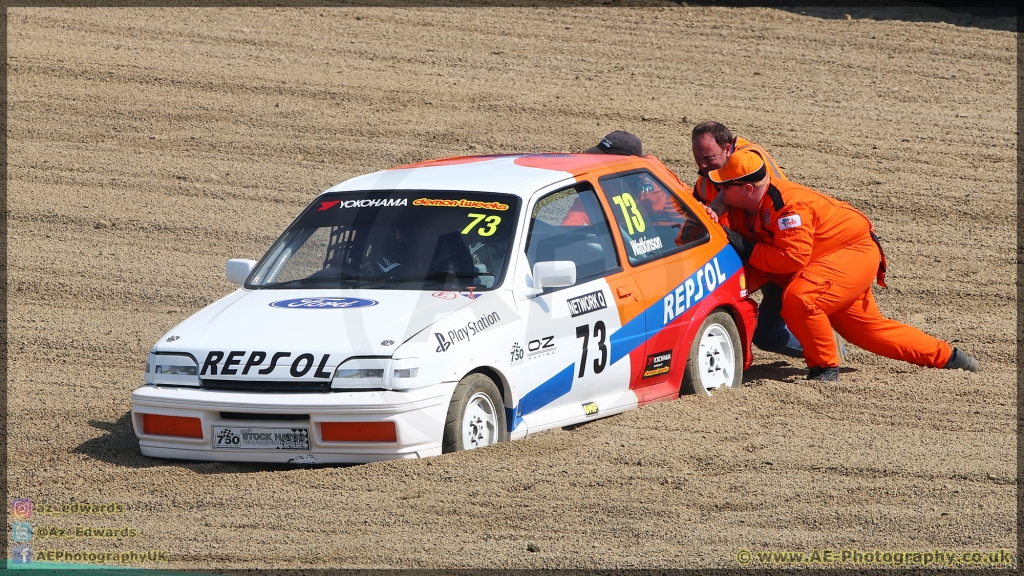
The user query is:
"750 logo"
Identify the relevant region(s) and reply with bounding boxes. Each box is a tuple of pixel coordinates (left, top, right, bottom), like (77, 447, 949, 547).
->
(509, 342, 524, 365)
(215, 429, 241, 447)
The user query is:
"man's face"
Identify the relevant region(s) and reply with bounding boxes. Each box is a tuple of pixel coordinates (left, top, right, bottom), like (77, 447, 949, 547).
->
(719, 182, 751, 209)
(692, 134, 731, 173)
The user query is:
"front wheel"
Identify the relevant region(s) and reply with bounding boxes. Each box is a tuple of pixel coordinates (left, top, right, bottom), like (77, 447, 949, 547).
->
(442, 374, 509, 453)
(681, 310, 743, 396)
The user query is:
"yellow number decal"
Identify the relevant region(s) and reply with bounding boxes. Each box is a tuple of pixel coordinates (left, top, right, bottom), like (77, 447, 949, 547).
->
(462, 213, 487, 235)
(478, 215, 501, 237)
(612, 193, 645, 234)
(611, 195, 634, 234)
(463, 213, 501, 236)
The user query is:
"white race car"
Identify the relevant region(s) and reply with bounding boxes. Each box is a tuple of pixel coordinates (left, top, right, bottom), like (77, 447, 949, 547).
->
(131, 153, 756, 463)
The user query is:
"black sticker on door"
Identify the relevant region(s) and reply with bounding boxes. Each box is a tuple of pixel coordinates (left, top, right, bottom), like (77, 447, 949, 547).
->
(642, 350, 672, 378)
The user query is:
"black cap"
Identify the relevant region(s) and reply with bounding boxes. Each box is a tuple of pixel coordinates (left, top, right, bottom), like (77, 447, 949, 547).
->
(585, 130, 642, 156)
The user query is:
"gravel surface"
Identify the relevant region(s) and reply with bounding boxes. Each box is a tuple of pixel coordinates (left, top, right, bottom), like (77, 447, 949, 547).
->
(5, 6, 1016, 570)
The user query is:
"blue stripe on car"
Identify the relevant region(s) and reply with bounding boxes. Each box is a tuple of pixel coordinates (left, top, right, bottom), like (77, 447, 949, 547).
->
(509, 246, 742, 431)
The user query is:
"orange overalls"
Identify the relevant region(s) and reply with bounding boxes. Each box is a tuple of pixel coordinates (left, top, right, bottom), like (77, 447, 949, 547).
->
(729, 180, 953, 369)
(693, 137, 787, 206)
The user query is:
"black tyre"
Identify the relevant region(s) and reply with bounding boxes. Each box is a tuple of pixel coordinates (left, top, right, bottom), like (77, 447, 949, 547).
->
(442, 373, 508, 453)
(681, 310, 743, 396)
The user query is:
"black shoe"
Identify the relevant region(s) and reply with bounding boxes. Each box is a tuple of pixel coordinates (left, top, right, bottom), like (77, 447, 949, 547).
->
(807, 366, 840, 381)
(943, 348, 979, 372)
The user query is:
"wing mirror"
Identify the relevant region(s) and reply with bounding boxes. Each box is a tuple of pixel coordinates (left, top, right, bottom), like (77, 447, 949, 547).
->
(226, 259, 256, 285)
(531, 261, 577, 292)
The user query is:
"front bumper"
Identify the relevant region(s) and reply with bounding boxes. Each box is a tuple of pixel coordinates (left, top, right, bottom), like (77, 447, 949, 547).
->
(130, 383, 457, 464)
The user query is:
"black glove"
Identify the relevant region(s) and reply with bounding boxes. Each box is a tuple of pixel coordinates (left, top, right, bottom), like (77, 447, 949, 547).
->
(723, 226, 754, 261)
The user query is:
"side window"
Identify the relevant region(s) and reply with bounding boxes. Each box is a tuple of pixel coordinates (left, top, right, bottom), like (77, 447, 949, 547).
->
(598, 170, 709, 265)
(524, 184, 621, 285)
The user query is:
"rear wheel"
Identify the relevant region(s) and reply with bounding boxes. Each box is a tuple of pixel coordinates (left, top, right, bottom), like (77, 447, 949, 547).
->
(442, 373, 508, 453)
(682, 310, 743, 396)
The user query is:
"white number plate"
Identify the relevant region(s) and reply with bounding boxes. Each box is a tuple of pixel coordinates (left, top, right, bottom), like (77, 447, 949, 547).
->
(212, 427, 310, 450)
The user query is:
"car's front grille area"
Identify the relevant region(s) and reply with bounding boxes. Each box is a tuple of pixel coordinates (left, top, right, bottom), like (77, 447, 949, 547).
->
(219, 412, 310, 421)
(201, 379, 332, 393)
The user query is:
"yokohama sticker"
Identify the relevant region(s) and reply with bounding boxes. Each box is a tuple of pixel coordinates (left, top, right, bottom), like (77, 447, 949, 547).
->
(642, 350, 672, 378)
(336, 198, 408, 209)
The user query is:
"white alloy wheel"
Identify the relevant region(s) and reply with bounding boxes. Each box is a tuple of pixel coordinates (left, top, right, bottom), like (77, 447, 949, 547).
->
(697, 323, 737, 391)
(442, 373, 509, 453)
(462, 391, 499, 450)
(682, 310, 744, 396)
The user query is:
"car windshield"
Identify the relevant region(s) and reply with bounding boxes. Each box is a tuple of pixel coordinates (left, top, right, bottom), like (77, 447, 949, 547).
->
(248, 191, 520, 291)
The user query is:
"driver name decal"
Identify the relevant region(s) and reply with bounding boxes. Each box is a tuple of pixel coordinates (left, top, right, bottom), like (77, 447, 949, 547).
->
(270, 298, 378, 309)
(629, 235, 663, 256)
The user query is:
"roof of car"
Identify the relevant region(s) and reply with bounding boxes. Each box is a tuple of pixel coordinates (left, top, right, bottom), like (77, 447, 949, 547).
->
(325, 153, 646, 197)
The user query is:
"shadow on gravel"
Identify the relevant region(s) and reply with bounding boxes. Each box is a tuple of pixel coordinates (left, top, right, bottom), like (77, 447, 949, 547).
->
(73, 413, 332, 473)
(776, 5, 1016, 32)
(743, 360, 804, 383)
(562, 420, 599, 432)
(742, 360, 859, 383)
(675, 2, 1016, 32)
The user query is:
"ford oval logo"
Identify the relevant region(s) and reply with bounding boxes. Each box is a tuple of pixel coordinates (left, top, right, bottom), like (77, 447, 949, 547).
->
(269, 297, 378, 309)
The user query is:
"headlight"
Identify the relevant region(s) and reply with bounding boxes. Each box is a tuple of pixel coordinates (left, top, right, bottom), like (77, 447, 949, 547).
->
(388, 357, 420, 388)
(144, 353, 200, 387)
(331, 358, 388, 390)
(392, 367, 419, 379)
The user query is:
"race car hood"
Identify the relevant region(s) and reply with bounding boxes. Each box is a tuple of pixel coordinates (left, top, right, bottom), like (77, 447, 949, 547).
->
(152, 289, 484, 380)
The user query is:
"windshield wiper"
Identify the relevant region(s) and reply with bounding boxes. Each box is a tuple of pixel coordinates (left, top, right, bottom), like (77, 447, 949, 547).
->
(266, 272, 361, 289)
(354, 274, 427, 288)
(432, 272, 494, 278)
(356, 271, 496, 289)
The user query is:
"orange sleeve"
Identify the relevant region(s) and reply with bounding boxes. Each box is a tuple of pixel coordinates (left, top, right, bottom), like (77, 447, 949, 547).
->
(717, 210, 731, 229)
(561, 198, 591, 226)
(748, 202, 815, 274)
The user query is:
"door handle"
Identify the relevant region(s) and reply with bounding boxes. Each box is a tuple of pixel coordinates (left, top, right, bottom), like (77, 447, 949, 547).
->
(616, 286, 632, 298)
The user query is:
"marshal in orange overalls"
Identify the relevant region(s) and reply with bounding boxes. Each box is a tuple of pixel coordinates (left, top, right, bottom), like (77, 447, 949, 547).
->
(718, 168, 953, 370)
(693, 137, 787, 207)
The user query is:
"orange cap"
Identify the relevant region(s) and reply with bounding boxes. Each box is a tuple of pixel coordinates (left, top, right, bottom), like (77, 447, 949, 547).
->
(707, 149, 768, 184)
